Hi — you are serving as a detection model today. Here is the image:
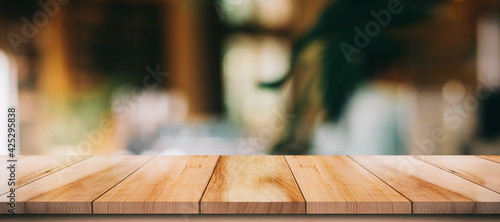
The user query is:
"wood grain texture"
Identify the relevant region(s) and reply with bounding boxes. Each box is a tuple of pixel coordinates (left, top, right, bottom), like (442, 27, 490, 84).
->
(0, 155, 90, 194)
(4, 215, 500, 222)
(286, 156, 411, 214)
(0, 155, 25, 164)
(1, 155, 499, 215)
(351, 156, 500, 214)
(414, 155, 500, 193)
(93, 156, 219, 214)
(0, 155, 154, 214)
(478, 155, 500, 164)
(0, 156, 25, 196)
(201, 156, 305, 214)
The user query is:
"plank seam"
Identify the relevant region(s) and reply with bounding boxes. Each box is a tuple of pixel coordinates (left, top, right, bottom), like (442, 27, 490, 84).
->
(89, 155, 158, 214)
(412, 156, 500, 195)
(199, 155, 221, 215)
(283, 155, 307, 215)
(477, 155, 500, 164)
(347, 156, 414, 214)
(0, 155, 93, 196)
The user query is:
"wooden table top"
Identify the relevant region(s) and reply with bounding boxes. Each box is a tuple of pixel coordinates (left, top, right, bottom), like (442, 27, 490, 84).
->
(1, 155, 500, 214)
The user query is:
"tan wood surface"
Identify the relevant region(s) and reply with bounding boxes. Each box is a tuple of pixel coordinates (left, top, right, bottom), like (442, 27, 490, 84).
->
(479, 155, 500, 164)
(286, 156, 411, 214)
(0, 155, 25, 164)
(414, 155, 500, 193)
(1, 155, 500, 215)
(201, 156, 305, 214)
(94, 156, 219, 214)
(0, 155, 90, 195)
(351, 156, 500, 214)
(3, 215, 500, 222)
(0, 156, 26, 195)
(0, 155, 154, 214)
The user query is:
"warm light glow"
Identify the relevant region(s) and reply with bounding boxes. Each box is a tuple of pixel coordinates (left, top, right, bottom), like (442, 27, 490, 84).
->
(257, 37, 290, 83)
(222, 35, 290, 131)
(255, 0, 292, 29)
(218, 0, 292, 28)
(219, 0, 254, 26)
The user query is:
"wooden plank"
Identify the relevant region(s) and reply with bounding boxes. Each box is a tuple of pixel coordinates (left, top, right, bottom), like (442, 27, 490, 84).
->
(2, 215, 500, 221)
(351, 156, 500, 214)
(414, 155, 500, 194)
(0, 155, 90, 194)
(201, 156, 305, 214)
(478, 155, 500, 164)
(0, 155, 25, 164)
(286, 156, 411, 214)
(0, 155, 154, 214)
(93, 155, 219, 214)
(0, 156, 28, 197)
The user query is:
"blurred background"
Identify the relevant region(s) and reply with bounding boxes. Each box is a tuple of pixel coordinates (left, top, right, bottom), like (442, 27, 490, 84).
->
(0, 0, 499, 155)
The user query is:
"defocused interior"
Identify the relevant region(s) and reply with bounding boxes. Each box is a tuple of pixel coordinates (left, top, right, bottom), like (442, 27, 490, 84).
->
(0, 0, 499, 155)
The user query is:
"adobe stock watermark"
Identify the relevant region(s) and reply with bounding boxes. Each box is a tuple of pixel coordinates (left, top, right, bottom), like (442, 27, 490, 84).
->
(340, 0, 406, 63)
(7, 0, 70, 53)
(237, 109, 295, 155)
(398, 74, 500, 174)
(51, 65, 168, 180)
